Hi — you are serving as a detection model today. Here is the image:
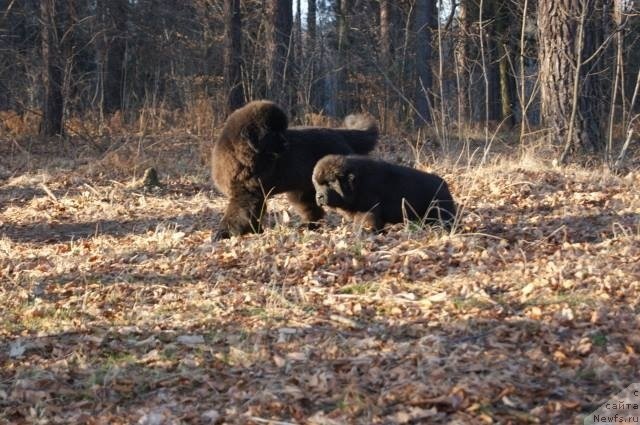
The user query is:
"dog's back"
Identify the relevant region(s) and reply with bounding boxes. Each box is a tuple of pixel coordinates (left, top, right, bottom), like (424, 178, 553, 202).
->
(363, 159, 456, 227)
(332, 156, 456, 228)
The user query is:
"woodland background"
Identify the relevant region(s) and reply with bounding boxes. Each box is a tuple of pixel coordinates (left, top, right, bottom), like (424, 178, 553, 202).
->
(1, 1, 640, 424)
(1, 0, 639, 163)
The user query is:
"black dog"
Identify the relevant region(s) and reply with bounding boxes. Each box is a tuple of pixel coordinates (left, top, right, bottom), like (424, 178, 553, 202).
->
(312, 155, 456, 231)
(211, 101, 378, 239)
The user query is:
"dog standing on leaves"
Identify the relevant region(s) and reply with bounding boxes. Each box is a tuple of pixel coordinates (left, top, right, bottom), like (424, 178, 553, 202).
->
(211, 100, 378, 239)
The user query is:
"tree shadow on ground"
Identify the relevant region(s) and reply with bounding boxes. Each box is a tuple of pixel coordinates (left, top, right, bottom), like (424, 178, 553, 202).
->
(472, 206, 639, 244)
(1, 299, 636, 424)
(0, 211, 219, 244)
(0, 184, 71, 212)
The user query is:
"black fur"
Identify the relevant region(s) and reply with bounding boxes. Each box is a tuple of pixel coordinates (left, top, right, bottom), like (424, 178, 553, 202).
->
(312, 155, 456, 231)
(211, 100, 378, 239)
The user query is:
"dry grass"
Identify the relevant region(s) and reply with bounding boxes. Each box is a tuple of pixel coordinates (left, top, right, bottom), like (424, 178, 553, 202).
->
(1, 130, 639, 424)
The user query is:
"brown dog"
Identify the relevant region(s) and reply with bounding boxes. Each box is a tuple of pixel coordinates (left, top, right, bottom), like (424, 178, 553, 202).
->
(312, 155, 456, 231)
(211, 101, 378, 239)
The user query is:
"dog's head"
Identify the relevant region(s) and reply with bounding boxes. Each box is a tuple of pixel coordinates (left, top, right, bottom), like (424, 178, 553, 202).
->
(221, 100, 289, 154)
(244, 102, 288, 151)
(312, 155, 357, 208)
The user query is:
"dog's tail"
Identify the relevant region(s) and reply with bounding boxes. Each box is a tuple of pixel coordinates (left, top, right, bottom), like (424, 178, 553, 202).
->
(342, 113, 378, 154)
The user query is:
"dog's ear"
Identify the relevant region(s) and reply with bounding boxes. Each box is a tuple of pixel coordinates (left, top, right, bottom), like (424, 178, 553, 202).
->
(245, 102, 288, 149)
(243, 122, 267, 152)
(244, 126, 286, 154)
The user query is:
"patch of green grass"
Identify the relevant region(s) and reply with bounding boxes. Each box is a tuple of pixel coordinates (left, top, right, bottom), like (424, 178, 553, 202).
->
(54, 306, 79, 320)
(133, 378, 153, 395)
(239, 307, 268, 318)
(337, 399, 349, 410)
(104, 352, 138, 366)
(339, 282, 377, 295)
(303, 306, 318, 315)
(522, 292, 597, 309)
(85, 353, 138, 387)
(0, 315, 25, 334)
(348, 240, 365, 257)
(452, 296, 494, 310)
(161, 345, 180, 360)
(518, 320, 542, 334)
(575, 368, 598, 381)
(591, 333, 607, 347)
(403, 220, 424, 234)
(17, 305, 82, 332)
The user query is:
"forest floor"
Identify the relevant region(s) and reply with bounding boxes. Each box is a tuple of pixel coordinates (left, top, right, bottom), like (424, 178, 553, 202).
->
(1, 131, 639, 424)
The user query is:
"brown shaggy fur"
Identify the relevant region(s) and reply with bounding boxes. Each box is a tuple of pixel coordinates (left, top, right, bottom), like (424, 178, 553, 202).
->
(211, 100, 378, 239)
(312, 155, 456, 231)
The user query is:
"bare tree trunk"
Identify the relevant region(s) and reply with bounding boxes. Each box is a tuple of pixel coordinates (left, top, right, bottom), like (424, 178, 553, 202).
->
(267, 0, 293, 106)
(455, 0, 470, 126)
(486, 18, 501, 123)
(63, 0, 78, 113)
(295, 0, 302, 67)
(307, 0, 316, 45)
(380, 0, 392, 69)
(518, 0, 530, 142)
(306, 0, 321, 110)
(0, 1, 16, 110)
(96, 0, 128, 115)
(224, 0, 244, 112)
(335, 0, 349, 116)
(538, 0, 612, 158)
(607, 0, 624, 162)
(379, 0, 393, 123)
(497, 45, 515, 126)
(579, 0, 612, 152)
(415, 0, 433, 124)
(40, 0, 65, 136)
(293, 0, 303, 109)
(494, 2, 516, 127)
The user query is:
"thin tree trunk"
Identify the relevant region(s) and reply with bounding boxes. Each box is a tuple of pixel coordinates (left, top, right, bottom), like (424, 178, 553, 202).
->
(96, 0, 128, 115)
(1, 1, 17, 109)
(455, 0, 470, 127)
(306, 0, 321, 110)
(498, 42, 515, 127)
(518, 0, 530, 144)
(380, 0, 392, 69)
(295, 0, 302, 66)
(607, 0, 624, 162)
(415, 0, 433, 124)
(379, 0, 393, 123)
(479, 0, 489, 139)
(267, 0, 293, 106)
(307, 0, 316, 46)
(293, 0, 303, 107)
(224, 0, 244, 112)
(335, 0, 349, 116)
(494, 2, 516, 127)
(40, 0, 65, 136)
(486, 31, 501, 122)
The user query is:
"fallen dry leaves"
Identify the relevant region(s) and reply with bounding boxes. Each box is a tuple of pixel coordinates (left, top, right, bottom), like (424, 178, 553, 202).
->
(0, 136, 639, 424)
